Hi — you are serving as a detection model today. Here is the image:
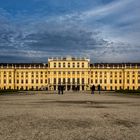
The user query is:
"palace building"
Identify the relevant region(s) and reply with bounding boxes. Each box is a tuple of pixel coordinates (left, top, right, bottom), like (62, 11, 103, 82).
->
(0, 57, 140, 91)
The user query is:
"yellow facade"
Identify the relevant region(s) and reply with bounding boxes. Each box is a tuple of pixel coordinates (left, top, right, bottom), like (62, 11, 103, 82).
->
(0, 57, 140, 91)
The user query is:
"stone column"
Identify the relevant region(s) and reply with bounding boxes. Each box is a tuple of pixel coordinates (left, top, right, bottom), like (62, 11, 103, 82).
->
(66, 72, 68, 91)
(80, 71, 82, 91)
(56, 71, 58, 91)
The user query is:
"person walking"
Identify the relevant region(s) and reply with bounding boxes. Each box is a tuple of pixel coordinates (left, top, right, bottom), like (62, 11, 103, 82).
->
(97, 84, 101, 94)
(61, 85, 64, 95)
(91, 84, 95, 94)
(58, 85, 61, 94)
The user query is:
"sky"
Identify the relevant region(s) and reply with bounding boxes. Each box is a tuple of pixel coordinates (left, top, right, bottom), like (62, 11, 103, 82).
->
(0, 0, 140, 63)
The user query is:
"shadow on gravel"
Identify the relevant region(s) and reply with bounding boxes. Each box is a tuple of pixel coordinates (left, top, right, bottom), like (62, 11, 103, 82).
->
(29, 100, 131, 109)
(114, 119, 138, 128)
(33, 100, 130, 105)
(107, 93, 140, 98)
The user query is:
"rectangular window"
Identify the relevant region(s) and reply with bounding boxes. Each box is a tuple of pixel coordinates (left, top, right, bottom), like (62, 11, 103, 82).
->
(77, 78, 80, 84)
(58, 78, 61, 84)
(127, 79, 129, 84)
(95, 79, 98, 84)
(68, 63, 70, 68)
(48, 78, 50, 84)
(54, 78, 56, 84)
(133, 79, 135, 84)
(4, 79, 6, 84)
(119, 80, 122, 84)
(88, 78, 90, 84)
(21, 80, 24, 84)
(72, 78, 75, 84)
(63, 78, 65, 84)
(68, 78, 70, 84)
(9, 79, 12, 84)
(73, 63, 75, 68)
(59, 63, 61, 68)
(63, 63, 65, 68)
(77, 63, 79, 68)
(82, 78, 84, 84)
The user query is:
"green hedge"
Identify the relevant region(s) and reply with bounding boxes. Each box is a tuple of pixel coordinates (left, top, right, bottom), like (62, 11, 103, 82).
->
(0, 89, 18, 94)
(115, 89, 140, 94)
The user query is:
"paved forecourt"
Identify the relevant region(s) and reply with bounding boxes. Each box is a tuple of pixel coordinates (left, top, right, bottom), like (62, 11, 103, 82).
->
(0, 92, 140, 140)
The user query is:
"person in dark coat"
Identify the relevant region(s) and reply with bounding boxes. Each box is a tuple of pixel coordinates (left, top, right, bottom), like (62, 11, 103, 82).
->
(61, 85, 64, 94)
(97, 84, 101, 94)
(91, 85, 95, 94)
(58, 85, 61, 94)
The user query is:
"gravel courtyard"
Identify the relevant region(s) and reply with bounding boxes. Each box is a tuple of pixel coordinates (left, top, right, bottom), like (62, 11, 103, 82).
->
(0, 92, 140, 140)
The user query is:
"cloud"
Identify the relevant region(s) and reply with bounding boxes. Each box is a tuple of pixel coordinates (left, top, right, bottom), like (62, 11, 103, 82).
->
(0, 0, 140, 62)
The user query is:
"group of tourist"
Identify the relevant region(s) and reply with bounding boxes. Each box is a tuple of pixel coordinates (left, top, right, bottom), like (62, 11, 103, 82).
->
(58, 84, 101, 95)
(58, 85, 65, 94)
(91, 84, 101, 94)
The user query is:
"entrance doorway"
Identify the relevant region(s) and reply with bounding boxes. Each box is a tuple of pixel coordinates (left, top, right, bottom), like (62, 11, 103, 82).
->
(67, 85, 71, 91)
